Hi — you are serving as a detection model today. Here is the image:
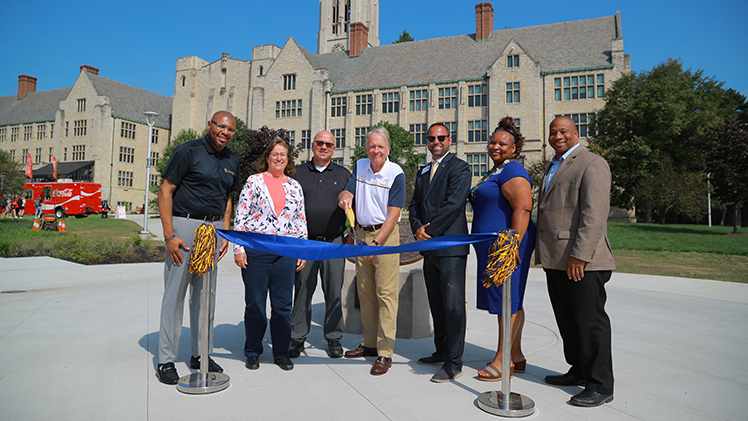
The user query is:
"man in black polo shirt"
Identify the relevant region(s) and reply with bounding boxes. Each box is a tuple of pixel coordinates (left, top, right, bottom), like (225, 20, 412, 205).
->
(155, 111, 241, 385)
(289, 130, 351, 359)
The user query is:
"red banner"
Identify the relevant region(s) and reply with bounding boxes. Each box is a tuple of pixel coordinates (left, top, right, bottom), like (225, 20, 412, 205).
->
(25, 152, 33, 178)
(52, 155, 58, 180)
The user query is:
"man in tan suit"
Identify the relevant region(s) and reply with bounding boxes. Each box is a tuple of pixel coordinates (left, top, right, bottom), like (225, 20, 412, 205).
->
(536, 116, 615, 407)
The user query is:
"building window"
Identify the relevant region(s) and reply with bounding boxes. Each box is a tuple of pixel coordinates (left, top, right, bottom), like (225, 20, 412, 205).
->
(24, 125, 32, 141)
(117, 171, 133, 187)
(152, 128, 159, 144)
(283, 74, 296, 90)
(332, 128, 346, 148)
(409, 123, 428, 145)
(558, 113, 593, 138)
(50, 124, 54, 139)
(332, 158, 344, 166)
(37, 124, 46, 140)
(507, 55, 519, 68)
(63, 147, 67, 161)
(150, 151, 159, 167)
(34, 148, 42, 163)
(438, 86, 457, 109)
(73, 120, 87, 136)
(466, 153, 488, 176)
(77, 98, 86, 112)
(48, 147, 53, 162)
(513, 118, 521, 133)
(150, 174, 160, 187)
(381, 92, 400, 114)
(72, 145, 86, 161)
(275, 100, 302, 118)
(506, 82, 520, 103)
(0, 128, 6, 142)
(409, 89, 427, 111)
(468, 84, 487, 107)
(331, 96, 347, 117)
(355, 127, 368, 146)
(9, 150, 15, 160)
(11, 127, 19, 142)
(22, 149, 29, 163)
(288, 131, 295, 147)
(121, 122, 135, 139)
(468, 120, 488, 143)
(116, 201, 132, 211)
(65, 121, 69, 137)
(301, 130, 311, 149)
(356, 94, 372, 115)
(442, 121, 457, 141)
(555, 74, 605, 101)
(119, 147, 134, 163)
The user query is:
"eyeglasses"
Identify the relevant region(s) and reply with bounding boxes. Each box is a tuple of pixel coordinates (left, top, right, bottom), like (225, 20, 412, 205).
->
(314, 140, 335, 148)
(269, 152, 288, 158)
(211, 121, 236, 133)
(426, 135, 448, 143)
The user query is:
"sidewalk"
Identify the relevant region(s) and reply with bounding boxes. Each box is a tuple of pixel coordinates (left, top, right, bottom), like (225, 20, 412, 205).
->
(2, 243, 747, 420)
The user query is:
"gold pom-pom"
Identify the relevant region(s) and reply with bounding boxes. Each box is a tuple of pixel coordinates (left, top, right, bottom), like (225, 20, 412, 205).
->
(188, 223, 217, 275)
(482, 229, 520, 288)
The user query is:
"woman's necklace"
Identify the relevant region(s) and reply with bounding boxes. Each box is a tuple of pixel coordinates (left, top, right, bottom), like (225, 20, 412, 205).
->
(469, 159, 511, 201)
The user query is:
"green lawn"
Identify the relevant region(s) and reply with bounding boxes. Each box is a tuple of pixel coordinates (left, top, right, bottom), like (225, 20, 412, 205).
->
(607, 223, 748, 255)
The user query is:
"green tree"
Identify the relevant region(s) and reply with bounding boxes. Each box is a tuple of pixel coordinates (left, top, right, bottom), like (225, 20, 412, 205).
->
(0, 150, 25, 199)
(589, 58, 747, 221)
(352, 121, 424, 206)
(393, 29, 414, 44)
(702, 120, 748, 233)
(636, 157, 706, 223)
(525, 154, 550, 204)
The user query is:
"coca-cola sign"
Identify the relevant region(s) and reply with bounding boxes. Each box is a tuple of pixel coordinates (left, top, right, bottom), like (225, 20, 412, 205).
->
(53, 188, 73, 198)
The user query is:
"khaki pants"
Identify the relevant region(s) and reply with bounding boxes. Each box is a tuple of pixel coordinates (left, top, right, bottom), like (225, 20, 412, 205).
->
(356, 224, 399, 358)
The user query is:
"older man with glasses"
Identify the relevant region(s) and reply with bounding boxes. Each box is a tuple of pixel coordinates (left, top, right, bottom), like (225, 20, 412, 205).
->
(288, 131, 351, 359)
(155, 111, 242, 384)
(408, 123, 471, 382)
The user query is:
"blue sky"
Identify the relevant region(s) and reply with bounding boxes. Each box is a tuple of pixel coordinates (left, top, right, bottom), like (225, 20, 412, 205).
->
(1, 0, 746, 99)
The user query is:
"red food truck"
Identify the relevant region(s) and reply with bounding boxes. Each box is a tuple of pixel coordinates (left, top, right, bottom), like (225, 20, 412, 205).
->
(24, 182, 108, 218)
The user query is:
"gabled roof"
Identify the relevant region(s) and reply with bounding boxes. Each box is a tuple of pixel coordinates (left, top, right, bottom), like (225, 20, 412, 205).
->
(0, 88, 71, 126)
(86, 73, 172, 129)
(313, 15, 618, 93)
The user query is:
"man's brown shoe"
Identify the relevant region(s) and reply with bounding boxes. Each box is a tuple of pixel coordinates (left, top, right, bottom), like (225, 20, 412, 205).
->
(370, 356, 392, 375)
(344, 344, 377, 358)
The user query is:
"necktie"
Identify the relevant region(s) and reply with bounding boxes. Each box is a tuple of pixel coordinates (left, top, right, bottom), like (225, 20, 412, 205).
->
(430, 160, 439, 181)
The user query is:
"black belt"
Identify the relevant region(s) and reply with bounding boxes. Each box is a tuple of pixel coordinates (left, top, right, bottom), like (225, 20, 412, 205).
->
(358, 223, 383, 232)
(311, 234, 341, 242)
(173, 212, 223, 222)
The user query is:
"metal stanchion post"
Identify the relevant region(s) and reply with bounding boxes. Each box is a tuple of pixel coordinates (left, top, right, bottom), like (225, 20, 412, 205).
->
(177, 268, 230, 394)
(477, 269, 535, 417)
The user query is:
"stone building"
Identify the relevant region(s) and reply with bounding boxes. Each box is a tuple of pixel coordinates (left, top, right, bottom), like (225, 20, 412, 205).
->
(0, 66, 172, 211)
(173, 1, 630, 177)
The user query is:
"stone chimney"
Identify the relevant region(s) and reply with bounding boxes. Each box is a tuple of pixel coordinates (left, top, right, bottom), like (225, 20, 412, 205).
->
(475, 2, 494, 41)
(17, 75, 37, 100)
(349, 22, 369, 58)
(79, 65, 100, 75)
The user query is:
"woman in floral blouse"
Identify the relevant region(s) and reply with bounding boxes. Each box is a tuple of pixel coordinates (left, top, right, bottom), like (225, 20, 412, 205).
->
(234, 138, 307, 372)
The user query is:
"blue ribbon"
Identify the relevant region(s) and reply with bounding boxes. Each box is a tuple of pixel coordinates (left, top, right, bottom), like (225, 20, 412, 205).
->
(216, 229, 498, 261)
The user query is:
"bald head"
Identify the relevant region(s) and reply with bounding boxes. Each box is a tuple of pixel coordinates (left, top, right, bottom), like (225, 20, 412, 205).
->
(311, 130, 336, 166)
(548, 116, 579, 159)
(207, 111, 236, 151)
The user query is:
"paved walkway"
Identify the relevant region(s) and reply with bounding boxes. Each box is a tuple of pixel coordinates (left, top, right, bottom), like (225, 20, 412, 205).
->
(1, 218, 747, 420)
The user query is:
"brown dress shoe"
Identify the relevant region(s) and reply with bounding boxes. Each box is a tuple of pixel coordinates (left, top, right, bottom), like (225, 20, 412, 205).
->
(344, 344, 377, 358)
(370, 356, 392, 375)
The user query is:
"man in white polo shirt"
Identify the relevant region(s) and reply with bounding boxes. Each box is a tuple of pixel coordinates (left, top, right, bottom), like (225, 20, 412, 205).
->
(338, 126, 406, 376)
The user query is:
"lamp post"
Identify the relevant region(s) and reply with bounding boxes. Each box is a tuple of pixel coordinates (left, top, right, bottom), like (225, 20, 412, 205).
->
(141, 111, 158, 235)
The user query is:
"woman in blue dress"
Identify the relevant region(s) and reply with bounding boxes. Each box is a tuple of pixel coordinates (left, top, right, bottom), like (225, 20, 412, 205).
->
(469, 116, 536, 381)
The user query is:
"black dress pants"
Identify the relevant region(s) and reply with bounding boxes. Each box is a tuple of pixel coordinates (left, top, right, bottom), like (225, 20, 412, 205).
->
(546, 269, 614, 395)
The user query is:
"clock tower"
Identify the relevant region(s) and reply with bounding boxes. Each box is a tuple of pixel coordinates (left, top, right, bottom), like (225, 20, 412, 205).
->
(317, 0, 379, 54)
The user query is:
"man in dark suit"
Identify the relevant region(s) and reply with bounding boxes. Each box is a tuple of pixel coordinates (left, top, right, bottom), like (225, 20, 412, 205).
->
(536, 116, 616, 407)
(409, 123, 471, 382)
